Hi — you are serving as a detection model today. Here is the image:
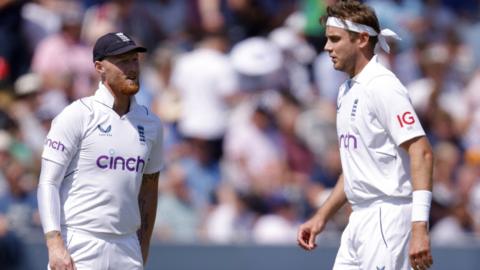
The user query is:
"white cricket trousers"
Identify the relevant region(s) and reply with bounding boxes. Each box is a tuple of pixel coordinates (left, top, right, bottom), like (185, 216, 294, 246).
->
(48, 228, 143, 270)
(333, 198, 413, 270)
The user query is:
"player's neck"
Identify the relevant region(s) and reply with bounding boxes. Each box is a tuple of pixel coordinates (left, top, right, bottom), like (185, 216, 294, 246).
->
(112, 97, 130, 116)
(349, 51, 374, 78)
(103, 82, 131, 116)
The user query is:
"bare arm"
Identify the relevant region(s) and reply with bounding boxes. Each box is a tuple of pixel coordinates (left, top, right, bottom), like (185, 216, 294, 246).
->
(297, 174, 347, 250)
(400, 136, 434, 270)
(137, 172, 159, 265)
(401, 136, 433, 191)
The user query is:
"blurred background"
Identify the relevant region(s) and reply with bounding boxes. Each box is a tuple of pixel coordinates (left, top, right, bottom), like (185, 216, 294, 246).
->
(1, 0, 480, 269)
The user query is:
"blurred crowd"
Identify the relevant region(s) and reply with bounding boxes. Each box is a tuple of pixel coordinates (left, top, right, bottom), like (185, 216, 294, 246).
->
(0, 1, 480, 259)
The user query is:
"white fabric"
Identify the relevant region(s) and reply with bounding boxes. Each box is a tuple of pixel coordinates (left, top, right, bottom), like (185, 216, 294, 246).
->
(411, 190, 432, 222)
(326, 17, 401, 53)
(171, 48, 238, 139)
(252, 214, 297, 244)
(40, 82, 164, 235)
(48, 229, 142, 270)
(334, 202, 412, 270)
(230, 37, 283, 76)
(37, 159, 66, 233)
(336, 55, 426, 206)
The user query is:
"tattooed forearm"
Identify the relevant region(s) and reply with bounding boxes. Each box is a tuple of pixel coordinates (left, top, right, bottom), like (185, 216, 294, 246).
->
(137, 172, 159, 265)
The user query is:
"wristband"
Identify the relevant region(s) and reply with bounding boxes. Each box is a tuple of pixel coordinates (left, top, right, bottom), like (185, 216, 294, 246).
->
(411, 190, 432, 222)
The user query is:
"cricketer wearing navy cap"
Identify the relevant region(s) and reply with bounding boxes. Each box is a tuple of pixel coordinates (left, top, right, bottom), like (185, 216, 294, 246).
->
(38, 31, 163, 270)
(93, 32, 147, 62)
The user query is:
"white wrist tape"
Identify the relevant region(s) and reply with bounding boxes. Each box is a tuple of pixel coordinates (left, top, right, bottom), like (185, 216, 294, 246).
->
(411, 190, 432, 222)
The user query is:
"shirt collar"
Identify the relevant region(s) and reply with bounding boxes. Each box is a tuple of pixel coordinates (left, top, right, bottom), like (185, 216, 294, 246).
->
(94, 82, 138, 111)
(351, 55, 380, 86)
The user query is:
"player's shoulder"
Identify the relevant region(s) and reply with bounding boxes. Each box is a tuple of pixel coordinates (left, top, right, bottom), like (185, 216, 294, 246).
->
(363, 65, 406, 96)
(136, 105, 163, 128)
(53, 96, 94, 121)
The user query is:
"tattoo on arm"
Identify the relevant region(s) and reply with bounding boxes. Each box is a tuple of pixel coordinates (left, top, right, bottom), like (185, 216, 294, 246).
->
(137, 172, 159, 264)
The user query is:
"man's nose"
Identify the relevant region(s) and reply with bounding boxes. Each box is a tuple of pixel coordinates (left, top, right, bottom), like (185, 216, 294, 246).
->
(324, 41, 332, 52)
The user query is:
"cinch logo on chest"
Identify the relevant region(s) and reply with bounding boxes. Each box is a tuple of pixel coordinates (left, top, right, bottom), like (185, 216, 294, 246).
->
(96, 155, 145, 172)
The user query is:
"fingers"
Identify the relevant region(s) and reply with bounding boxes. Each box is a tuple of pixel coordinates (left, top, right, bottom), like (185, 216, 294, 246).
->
(410, 250, 433, 270)
(297, 227, 310, 250)
(307, 229, 317, 250)
(297, 226, 318, 251)
(50, 251, 76, 270)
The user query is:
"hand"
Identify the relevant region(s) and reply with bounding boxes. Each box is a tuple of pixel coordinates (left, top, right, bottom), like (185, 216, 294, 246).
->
(46, 231, 76, 270)
(409, 222, 433, 270)
(297, 215, 326, 251)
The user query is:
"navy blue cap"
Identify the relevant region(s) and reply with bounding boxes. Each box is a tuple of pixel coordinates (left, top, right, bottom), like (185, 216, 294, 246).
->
(93, 32, 147, 62)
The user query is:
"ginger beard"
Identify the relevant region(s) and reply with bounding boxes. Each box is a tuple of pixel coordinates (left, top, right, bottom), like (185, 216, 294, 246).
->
(101, 53, 141, 97)
(109, 73, 140, 96)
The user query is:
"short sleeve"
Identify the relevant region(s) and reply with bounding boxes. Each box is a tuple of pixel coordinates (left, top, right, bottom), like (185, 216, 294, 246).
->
(367, 76, 426, 146)
(42, 101, 85, 165)
(144, 119, 164, 174)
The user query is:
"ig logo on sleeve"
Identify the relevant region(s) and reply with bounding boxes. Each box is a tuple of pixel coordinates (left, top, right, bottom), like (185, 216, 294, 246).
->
(396, 111, 415, 128)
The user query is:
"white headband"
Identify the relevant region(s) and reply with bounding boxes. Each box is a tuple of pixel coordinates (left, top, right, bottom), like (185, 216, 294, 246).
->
(326, 17, 401, 53)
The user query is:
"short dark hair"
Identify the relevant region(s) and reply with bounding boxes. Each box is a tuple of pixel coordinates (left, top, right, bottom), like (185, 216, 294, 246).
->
(321, 0, 380, 50)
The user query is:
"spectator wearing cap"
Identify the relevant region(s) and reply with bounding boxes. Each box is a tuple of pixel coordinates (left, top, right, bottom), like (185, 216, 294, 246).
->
(9, 73, 49, 156)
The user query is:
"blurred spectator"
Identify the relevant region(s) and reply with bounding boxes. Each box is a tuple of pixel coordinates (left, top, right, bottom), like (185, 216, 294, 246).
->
(154, 164, 200, 243)
(230, 36, 284, 92)
(82, 0, 179, 51)
(0, 0, 31, 86)
(252, 194, 299, 244)
(173, 32, 238, 142)
(407, 42, 467, 138)
(31, 4, 96, 100)
(21, 0, 63, 53)
(461, 67, 480, 160)
(430, 200, 474, 246)
(205, 184, 256, 243)
(0, 159, 41, 240)
(197, 0, 294, 44)
(366, 0, 424, 51)
(313, 51, 347, 104)
(224, 99, 285, 193)
(269, 26, 317, 105)
(9, 73, 47, 155)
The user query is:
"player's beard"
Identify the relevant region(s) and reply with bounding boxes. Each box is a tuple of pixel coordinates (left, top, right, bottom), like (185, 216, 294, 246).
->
(119, 77, 140, 96)
(109, 76, 140, 96)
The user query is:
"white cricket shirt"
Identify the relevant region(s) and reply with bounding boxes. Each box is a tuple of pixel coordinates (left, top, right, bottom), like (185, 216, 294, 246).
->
(171, 48, 238, 139)
(336, 56, 425, 206)
(42, 83, 163, 235)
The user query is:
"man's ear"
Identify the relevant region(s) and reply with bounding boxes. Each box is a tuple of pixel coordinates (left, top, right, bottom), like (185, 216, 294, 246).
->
(94, 61, 105, 75)
(357, 32, 371, 49)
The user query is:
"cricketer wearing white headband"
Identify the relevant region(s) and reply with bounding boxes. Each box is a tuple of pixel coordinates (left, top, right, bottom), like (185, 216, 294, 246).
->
(297, 1, 434, 270)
